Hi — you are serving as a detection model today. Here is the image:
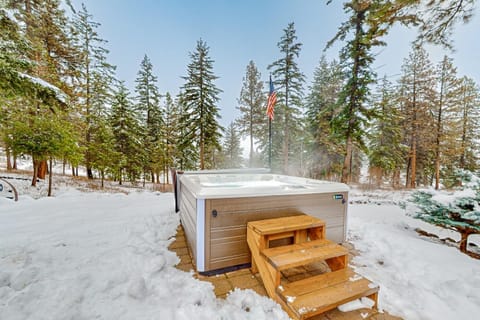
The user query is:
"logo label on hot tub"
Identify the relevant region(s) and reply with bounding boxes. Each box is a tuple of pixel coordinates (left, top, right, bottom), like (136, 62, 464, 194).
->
(333, 194, 344, 200)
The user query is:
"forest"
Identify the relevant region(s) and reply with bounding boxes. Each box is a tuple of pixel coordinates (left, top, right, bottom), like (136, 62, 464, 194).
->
(0, 0, 479, 193)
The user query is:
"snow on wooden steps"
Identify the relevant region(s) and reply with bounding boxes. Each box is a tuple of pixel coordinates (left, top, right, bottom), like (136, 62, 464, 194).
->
(261, 239, 348, 271)
(276, 268, 380, 320)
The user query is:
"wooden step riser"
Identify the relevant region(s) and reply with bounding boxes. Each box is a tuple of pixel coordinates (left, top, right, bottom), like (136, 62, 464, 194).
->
(262, 240, 349, 271)
(277, 269, 380, 320)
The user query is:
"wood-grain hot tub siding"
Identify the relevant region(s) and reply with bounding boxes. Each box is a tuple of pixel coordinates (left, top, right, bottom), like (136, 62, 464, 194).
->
(176, 171, 349, 273)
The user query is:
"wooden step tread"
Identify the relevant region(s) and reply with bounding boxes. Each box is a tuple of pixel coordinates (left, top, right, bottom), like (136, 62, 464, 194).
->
(277, 269, 380, 319)
(261, 239, 348, 270)
(248, 215, 325, 236)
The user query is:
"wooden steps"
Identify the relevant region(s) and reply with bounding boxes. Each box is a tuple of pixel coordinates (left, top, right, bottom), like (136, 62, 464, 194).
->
(247, 215, 379, 320)
(277, 269, 379, 320)
(248, 215, 326, 237)
(262, 239, 348, 271)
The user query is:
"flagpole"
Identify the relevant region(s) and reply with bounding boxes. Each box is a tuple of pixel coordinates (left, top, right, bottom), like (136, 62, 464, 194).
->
(268, 117, 272, 170)
(267, 74, 276, 172)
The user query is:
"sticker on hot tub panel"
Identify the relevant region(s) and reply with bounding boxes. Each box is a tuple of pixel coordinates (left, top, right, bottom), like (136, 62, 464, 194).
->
(333, 194, 344, 200)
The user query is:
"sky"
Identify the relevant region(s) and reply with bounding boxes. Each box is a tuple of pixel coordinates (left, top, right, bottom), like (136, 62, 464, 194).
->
(69, 0, 480, 128)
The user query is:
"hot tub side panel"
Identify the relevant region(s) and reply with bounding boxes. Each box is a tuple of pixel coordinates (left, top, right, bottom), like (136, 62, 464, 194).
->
(178, 182, 199, 265)
(203, 192, 347, 272)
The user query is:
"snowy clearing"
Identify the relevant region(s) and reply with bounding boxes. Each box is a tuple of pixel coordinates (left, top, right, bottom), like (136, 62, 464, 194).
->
(0, 178, 479, 320)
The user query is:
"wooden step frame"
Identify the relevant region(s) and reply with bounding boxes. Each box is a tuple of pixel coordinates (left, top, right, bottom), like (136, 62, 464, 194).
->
(247, 215, 326, 298)
(277, 269, 379, 320)
(247, 214, 379, 320)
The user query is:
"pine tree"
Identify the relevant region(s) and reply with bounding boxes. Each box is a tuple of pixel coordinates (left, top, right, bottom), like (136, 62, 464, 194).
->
(368, 76, 406, 187)
(110, 82, 142, 185)
(72, 3, 116, 179)
(236, 60, 265, 167)
(304, 56, 344, 180)
(89, 110, 117, 188)
(411, 0, 476, 48)
(8, 104, 79, 192)
(433, 56, 462, 189)
(458, 77, 480, 172)
(327, 0, 416, 183)
(267, 22, 305, 174)
(220, 122, 243, 169)
(180, 39, 223, 170)
(176, 91, 198, 170)
(134, 54, 163, 184)
(397, 44, 436, 188)
(409, 170, 480, 256)
(163, 92, 181, 182)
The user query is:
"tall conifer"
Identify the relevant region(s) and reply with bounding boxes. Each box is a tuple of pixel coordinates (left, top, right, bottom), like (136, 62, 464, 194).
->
(180, 39, 223, 170)
(236, 60, 264, 167)
(267, 22, 305, 174)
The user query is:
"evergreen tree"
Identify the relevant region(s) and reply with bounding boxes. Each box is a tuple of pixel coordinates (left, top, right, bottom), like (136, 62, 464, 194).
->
(236, 60, 265, 167)
(267, 22, 305, 174)
(89, 113, 117, 188)
(134, 54, 163, 183)
(304, 56, 344, 180)
(409, 170, 480, 256)
(433, 56, 462, 189)
(72, 3, 116, 179)
(8, 0, 79, 97)
(176, 91, 198, 170)
(327, 0, 415, 183)
(220, 122, 243, 169)
(397, 44, 436, 188)
(458, 76, 480, 172)
(162, 92, 178, 182)
(8, 104, 79, 192)
(368, 76, 406, 187)
(180, 39, 223, 170)
(410, 0, 476, 48)
(110, 82, 142, 184)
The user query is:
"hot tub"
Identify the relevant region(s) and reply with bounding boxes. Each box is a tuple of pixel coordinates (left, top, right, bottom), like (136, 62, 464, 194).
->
(175, 170, 349, 273)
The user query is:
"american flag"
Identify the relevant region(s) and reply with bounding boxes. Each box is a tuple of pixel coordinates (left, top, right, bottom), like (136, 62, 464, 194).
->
(266, 76, 277, 120)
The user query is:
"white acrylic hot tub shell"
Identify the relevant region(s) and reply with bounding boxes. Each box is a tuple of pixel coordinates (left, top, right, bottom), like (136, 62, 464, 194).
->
(177, 172, 349, 273)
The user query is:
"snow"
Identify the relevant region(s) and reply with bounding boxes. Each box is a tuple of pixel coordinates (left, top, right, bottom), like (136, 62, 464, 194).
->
(19, 73, 68, 103)
(0, 184, 289, 320)
(338, 297, 375, 312)
(348, 189, 480, 320)
(1, 178, 479, 320)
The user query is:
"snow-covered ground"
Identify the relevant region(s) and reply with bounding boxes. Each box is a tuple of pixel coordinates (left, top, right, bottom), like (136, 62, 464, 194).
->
(0, 175, 479, 320)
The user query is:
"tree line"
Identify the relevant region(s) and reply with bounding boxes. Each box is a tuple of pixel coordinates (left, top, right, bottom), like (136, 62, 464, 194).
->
(0, 0, 478, 194)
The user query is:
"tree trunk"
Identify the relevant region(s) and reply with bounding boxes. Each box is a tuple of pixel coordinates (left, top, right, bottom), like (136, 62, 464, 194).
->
(6, 147, 12, 171)
(31, 158, 39, 187)
(249, 134, 254, 168)
(87, 167, 94, 179)
(459, 229, 476, 253)
(200, 133, 205, 170)
(410, 138, 417, 188)
(13, 153, 17, 170)
(37, 160, 47, 179)
(101, 171, 104, 188)
(341, 135, 353, 184)
(48, 157, 53, 197)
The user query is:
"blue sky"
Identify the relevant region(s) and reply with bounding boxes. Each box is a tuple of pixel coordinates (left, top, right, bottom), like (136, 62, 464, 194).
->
(70, 0, 480, 127)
